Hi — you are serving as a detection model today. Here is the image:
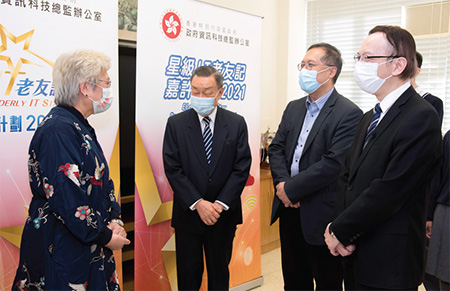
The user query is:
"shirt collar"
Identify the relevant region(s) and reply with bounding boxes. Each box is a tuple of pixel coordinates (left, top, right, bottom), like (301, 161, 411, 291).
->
(306, 87, 334, 110)
(379, 81, 411, 114)
(415, 86, 427, 98)
(59, 104, 96, 136)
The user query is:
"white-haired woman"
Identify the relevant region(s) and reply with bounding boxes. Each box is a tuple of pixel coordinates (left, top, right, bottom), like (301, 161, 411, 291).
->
(13, 50, 130, 290)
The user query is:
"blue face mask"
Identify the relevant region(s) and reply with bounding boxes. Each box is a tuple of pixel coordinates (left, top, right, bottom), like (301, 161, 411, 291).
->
(190, 90, 220, 116)
(298, 67, 331, 93)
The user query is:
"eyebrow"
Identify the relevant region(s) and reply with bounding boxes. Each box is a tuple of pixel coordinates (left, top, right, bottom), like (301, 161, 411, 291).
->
(191, 86, 215, 91)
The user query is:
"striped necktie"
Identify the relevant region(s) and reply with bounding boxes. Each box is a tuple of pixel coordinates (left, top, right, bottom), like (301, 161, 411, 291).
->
(363, 103, 382, 149)
(203, 117, 212, 164)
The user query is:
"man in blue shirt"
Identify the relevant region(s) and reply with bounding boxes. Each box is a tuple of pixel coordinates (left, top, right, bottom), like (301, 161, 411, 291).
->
(269, 43, 362, 290)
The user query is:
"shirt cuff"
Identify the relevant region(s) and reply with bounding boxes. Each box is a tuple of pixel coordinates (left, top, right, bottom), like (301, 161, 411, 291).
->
(98, 227, 113, 246)
(215, 200, 229, 211)
(190, 198, 203, 211)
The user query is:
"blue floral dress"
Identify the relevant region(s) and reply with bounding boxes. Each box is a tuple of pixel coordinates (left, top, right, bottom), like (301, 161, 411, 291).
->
(12, 106, 121, 291)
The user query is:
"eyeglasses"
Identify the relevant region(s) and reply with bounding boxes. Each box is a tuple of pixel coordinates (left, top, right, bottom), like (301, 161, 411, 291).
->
(354, 54, 401, 63)
(97, 79, 112, 88)
(297, 63, 330, 71)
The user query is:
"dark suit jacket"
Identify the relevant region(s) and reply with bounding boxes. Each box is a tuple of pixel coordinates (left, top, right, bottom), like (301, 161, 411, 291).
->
(423, 92, 444, 126)
(427, 130, 450, 220)
(268, 88, 362, 245)
(163, 107, 251, 234)
(332, 86, 442, 289)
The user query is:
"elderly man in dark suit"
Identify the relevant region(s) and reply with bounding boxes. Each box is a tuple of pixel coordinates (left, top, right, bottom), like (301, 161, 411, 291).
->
(163, 66, 251, 291)
(269, 42, 362, 290)
(325, 25, 442, 290)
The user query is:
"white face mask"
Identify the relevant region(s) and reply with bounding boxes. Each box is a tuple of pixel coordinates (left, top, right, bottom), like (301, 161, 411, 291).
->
(354, 60, 394, 94)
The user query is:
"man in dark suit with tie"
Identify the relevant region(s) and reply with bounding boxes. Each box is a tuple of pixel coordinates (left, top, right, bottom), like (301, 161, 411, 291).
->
(325, 25, 442, 290)
(163, 66, 251, 290)
(268, 43, 362, 290)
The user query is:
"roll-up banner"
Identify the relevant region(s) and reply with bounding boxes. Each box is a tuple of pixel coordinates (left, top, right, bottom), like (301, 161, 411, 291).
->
(0, 2, 120, 289)
(135, 0, 262, 289)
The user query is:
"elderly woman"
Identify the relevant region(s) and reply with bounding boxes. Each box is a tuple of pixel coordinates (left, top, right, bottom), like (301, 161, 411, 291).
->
(12, 50, 130, 290)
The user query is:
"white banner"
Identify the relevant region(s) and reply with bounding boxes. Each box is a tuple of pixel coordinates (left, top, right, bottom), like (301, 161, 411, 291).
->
(135, 0, 262, 289)
(0, 1, 118, 288)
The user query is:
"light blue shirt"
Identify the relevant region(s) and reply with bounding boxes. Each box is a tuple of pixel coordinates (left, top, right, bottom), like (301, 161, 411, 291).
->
(290, 88, 333, 177)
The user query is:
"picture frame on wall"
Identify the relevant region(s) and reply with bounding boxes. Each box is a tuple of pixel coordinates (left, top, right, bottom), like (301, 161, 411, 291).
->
(119, 0, 137, 42)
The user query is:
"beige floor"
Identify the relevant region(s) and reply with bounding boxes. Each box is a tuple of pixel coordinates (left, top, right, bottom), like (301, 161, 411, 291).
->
(252, 247, 427, 291)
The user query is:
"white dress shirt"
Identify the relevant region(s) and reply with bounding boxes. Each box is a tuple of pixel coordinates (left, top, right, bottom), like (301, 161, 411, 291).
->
(190, 107, 229, 211)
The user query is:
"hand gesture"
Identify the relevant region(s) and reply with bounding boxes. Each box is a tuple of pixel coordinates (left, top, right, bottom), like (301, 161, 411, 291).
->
(276, 182, 298, 208)
(324, 223, 355, 257)
(195, 200, 221, 226)
(105, 233, 131, 251)
(426, 221, 433, 239)
(107, 221, 127, 238)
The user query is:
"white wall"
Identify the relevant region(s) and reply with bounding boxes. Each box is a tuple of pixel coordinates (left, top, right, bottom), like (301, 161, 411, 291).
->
(198, 0, 307, 133)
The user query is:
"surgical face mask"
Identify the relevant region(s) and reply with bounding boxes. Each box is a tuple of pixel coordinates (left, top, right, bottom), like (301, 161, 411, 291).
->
(354, 60, 394, 94)
(88, 83, 113, 114)
(190, 90, 220, 116)
(298, 67, 331, 94)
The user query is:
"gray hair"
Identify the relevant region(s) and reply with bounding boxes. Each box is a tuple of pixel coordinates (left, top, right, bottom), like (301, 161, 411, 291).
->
(190, 66, 224, 89)
(52, 49, 111, 106)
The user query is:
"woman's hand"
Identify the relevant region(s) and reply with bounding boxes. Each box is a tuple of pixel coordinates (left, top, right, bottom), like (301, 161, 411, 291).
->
(107, 222, 127, 238)
(105, 233, 131, 250)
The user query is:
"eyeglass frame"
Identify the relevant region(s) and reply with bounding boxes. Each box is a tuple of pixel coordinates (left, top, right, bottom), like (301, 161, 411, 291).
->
(95, 79, 112, 88)
(353, 54, 402, 63)
(297, 62, 333, 71)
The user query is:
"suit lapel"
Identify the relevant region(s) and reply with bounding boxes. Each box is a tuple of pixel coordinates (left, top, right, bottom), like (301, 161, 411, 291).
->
(349, 86, 415, 181)
(302, 90, 338, 154)
(349, 113, 371, 180)
(186, 109, 209, 173)
(209, 107, 226, 174)
(286, 100, 307, 162)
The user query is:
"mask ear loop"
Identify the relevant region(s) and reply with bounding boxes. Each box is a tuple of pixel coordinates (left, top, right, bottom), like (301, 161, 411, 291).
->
(318, 66, 332, 85)
(379, 59, 396, 81)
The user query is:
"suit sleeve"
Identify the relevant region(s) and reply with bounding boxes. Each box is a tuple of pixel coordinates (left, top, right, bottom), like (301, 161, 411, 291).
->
(427, 131, 448, 220)
(331, 109, 442, 246)
(284, 106, 362, 203)
(432, 97, 444, 126)
(268, 103, 295, 187)
(427, 157, 443, 221)
(215, 117, 252, 210)
(163, 117, 204, 210)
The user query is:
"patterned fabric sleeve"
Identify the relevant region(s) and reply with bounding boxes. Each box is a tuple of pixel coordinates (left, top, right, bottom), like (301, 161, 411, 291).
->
(105, 178, 121, 219)
(37, 130, 113, 246)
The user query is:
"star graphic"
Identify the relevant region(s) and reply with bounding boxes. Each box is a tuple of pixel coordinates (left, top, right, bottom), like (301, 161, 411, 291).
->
(135, 125, 172, 225)
(0, 24, 54, 95)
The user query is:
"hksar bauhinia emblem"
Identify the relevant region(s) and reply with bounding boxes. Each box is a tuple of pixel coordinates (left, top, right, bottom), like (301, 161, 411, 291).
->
(160, 9, 182, 40)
